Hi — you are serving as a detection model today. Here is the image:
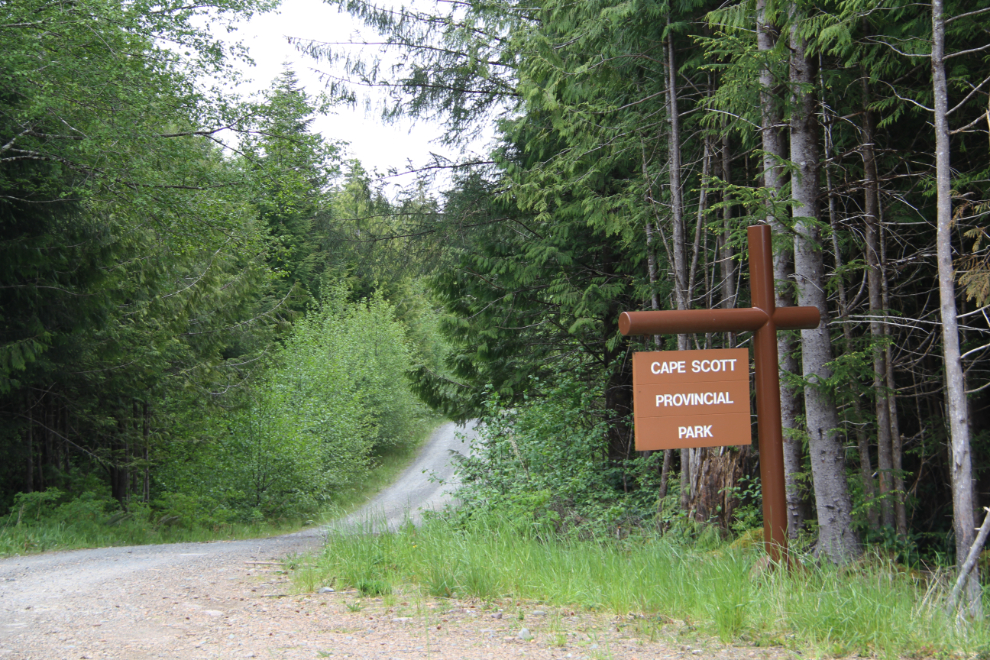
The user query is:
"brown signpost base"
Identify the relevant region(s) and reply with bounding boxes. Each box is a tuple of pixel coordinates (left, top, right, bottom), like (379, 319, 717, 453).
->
(619, 225, 820, 563)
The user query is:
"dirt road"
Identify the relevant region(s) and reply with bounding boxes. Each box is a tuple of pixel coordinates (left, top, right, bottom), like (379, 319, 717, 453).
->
(334, 420, 477, 532)
(0, 421, 478, 659)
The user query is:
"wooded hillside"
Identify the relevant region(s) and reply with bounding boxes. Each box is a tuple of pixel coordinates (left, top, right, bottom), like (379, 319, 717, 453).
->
(0, 0, 438, 540)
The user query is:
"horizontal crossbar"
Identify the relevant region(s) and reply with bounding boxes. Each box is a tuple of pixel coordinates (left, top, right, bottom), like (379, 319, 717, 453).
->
(618, 306, 820, 336)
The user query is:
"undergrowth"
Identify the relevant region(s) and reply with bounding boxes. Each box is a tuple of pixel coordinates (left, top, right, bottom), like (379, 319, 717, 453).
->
(0, 421, 439, 558)
(296, 515, 990, 658)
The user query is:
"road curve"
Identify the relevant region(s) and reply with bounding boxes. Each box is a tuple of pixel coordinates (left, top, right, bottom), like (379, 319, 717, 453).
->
(0, 420, 478, 656)
(330, 419, 477, 533)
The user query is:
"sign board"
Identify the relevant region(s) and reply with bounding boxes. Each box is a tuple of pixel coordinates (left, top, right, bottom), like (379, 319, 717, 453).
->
(632, 348, 751, 450)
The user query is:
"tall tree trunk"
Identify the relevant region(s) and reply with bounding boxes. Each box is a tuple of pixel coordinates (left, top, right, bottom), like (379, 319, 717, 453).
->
(825, 108, 879, 531)
(757, 0, 805, 538)
(39, 398, 50, 491)
(861, 76, 895, 529)
(687, 137, 738, 525)
(663, 24, 692, 513)
(111, 415, 130, 506)
(790, 18, 859, 562)
(641, 141, 675, 507)
(641, 141, 663, 351)
(887, 354, 907, 535)
(721, 133, 736, 321)
(666, 29, 688, 316)
(143, 402, 151, 503)
(26, 392, 34, 493)
(932, 0, 980, 618)
(880, 220, 908, 535)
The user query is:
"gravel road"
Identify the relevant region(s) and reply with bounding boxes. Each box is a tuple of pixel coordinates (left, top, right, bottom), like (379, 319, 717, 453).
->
(333, 419, 478, 532)
(0, 420, 479, 659)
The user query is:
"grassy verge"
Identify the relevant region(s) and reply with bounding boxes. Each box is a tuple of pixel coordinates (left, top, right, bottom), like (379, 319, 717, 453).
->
(0, 514, 304, 557)
(294, 516, 990, 658)
(0, 421, 443, 558)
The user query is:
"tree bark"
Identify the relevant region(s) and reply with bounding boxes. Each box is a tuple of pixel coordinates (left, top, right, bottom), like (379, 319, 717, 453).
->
(26, 392, 34, 493)
(687, 137, 740, 525)
(641, 141, 663, 351)
(720, 132, 736, 322)
(757, 0, 805, 538)
(143, 402, 151, 503)
(932, 0, 980, 618)
(663, 23, 692, 513)
(641, 140, 674, 510)
(691, 447, 749, 528)
(111, 415, 130, 506)
(861, 76, 895, 529)
(790, 18, 859, 562)
(665, 27, 688, 317)
(878, 204, 907, 535)
(40, 399, 50, 491)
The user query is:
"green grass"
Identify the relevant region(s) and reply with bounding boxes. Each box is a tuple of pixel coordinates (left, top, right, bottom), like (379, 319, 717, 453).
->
(296, 516, 990, 658)
(0, 421, 442, 558)
(0, 514, 305, 557)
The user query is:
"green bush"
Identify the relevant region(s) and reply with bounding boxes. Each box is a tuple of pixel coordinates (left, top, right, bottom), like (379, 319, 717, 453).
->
(452, 375, 662, 536)
(156, 284, 431, 522)
(11, 488, 64, 524)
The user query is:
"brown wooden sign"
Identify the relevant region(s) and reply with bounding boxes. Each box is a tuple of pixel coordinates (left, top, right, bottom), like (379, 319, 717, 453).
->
(619, 225, 822, 562)
(633, 349, 750, 450)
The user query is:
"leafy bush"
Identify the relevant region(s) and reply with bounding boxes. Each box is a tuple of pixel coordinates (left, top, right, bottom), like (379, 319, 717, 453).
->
(452, 375, 661, 536)
(157, 285, 431, 521)
(11, 488, 64, 524)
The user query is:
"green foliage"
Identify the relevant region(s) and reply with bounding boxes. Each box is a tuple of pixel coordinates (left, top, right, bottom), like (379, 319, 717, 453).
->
(453, 375, 662, 535)
(311, 0, 522, 144)
(11, 489, 65, 525)
(0, 0, 285, 508)
(158, 285, 431, 520)
(243, 69, 342, 308)
(722, 475, 763, 535)
(0, 483, 283, 556)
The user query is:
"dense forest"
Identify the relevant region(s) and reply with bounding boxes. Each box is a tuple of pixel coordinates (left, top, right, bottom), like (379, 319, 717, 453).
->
(0, 0, 439, 536)
(3, 0, 990, 618)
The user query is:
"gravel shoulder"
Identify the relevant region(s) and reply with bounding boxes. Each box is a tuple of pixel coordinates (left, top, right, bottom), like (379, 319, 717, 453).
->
(0, 421, 796, 660)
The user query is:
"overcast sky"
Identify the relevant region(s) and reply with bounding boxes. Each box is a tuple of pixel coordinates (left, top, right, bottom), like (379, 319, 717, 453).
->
(217, 0, 488, 195)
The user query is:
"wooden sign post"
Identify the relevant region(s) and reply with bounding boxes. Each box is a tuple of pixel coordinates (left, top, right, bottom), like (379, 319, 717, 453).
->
(619, 224, 820, 562)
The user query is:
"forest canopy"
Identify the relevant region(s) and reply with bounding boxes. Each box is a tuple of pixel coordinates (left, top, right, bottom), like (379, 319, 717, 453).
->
(0, 0, 439, 535)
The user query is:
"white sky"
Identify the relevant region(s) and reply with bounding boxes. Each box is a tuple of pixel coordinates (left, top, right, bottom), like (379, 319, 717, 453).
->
(217, 0, 489, 196)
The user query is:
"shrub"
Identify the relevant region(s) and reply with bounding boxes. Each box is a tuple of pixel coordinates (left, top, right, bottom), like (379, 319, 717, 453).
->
(156, 285, 430, 522)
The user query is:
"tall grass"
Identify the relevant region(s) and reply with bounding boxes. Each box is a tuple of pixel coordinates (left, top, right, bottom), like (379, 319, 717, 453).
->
(299, 516, 990, 657)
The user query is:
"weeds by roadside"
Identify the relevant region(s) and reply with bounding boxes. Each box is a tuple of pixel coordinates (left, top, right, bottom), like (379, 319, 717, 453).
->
(0, 422, 439, 558)
(295, 515, 990, 658)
